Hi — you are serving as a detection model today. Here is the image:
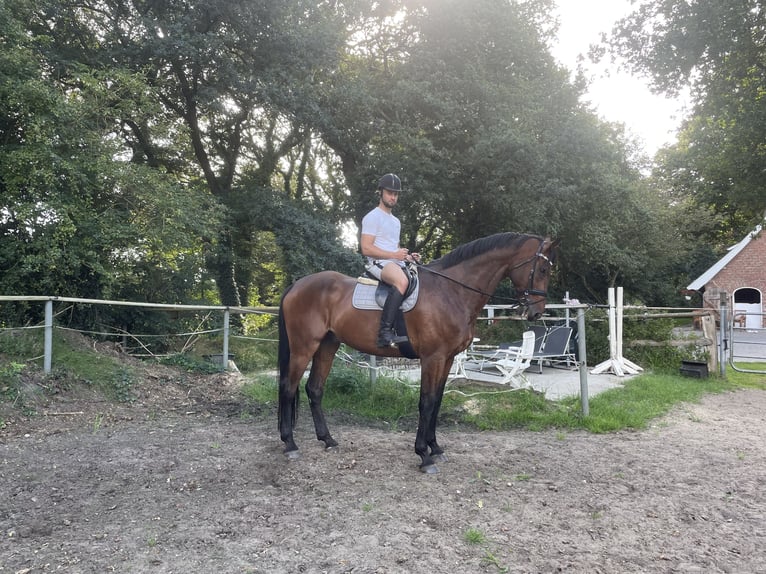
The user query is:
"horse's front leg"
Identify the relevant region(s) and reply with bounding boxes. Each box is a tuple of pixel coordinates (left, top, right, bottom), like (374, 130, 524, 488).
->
(306, 336, 341, 449)
(426, 382, 448, 463)
(415, 360, 451, 474)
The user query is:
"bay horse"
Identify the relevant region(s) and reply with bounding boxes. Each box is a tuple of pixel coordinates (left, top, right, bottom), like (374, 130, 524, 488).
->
(277, 232, 559, 473)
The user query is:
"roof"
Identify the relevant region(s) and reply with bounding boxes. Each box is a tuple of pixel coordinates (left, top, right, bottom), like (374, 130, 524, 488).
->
(687, 223, 763, 291)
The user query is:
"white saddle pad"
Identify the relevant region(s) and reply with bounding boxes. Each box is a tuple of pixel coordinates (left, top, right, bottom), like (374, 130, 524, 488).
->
(351, 280, 419, 311)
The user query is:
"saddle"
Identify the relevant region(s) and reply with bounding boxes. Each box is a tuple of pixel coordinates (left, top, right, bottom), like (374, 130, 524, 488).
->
(351, 264, 419, 311)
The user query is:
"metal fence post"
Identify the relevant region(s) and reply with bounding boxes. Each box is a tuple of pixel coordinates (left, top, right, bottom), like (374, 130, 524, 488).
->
(719, 292, 728, 377)
(369, 355, 377, 385)
(577, 306, 589, 416)
(44, 299, 53, 373)
(222, 308, 230, 371)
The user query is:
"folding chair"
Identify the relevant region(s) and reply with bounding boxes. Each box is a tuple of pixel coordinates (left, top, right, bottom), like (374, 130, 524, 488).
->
(526, 324, 547, 355)
(531, 326, 576, 373)
(450, 331, 535, 387)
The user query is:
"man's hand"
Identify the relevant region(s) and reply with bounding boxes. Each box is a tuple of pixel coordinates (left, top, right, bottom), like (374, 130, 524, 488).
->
(406, 252, 421, 263)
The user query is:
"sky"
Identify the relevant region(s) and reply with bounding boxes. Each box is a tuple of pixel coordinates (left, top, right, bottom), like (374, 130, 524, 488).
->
(552, 0, 689, 155)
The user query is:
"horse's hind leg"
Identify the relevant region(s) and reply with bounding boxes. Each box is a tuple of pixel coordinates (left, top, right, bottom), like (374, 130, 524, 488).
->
(279, 355, 312, 459)
(306, 334, 341, 449)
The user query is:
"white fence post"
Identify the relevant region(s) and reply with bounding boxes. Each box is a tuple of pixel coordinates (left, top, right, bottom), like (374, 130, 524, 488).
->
(591, 287, 643, 376)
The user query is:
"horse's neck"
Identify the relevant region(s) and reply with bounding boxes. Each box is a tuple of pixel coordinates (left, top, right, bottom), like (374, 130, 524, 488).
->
(438, 254, 511, 313)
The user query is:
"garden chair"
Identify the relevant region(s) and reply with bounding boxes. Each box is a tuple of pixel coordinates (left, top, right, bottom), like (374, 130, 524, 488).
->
(450, 331, 536, 387)
(531, 325, 576, 373)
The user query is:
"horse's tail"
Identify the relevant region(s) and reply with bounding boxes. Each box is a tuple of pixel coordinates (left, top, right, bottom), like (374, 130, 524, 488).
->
(277, 284, 298, 430)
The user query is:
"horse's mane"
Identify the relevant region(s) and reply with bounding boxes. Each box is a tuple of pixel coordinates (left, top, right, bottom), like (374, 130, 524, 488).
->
(426, 232, 541, 271)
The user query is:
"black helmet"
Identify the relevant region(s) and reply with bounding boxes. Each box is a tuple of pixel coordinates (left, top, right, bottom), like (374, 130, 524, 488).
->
(377, 173, 402, 193)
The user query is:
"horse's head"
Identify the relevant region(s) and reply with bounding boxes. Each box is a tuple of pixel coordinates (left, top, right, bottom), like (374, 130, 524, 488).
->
(509, 237, 560, 320)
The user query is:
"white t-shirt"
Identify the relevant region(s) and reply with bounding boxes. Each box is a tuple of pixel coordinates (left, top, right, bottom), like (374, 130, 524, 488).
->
(361, 207, 401, 264)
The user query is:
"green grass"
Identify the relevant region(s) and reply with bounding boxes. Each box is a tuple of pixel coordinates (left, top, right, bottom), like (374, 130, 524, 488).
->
(50, 335, 139, 402)
(243, 361, 766, 434)
(242, 362, 422, 428)
(464, 527, 487, 545)
(574, 372, 737, 432)
(4, 325, 766, 435)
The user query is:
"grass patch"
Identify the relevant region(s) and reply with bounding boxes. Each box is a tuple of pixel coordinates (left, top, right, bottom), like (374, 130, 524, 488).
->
(0, 330, 142, 407)
(574, 372, 737, 432)
(242, 362, 421, 428)
(4, 324, 766, 435)
(51, 335, 139, 402)
(464, 527, 487, 545)
(242, 361, 766, 434)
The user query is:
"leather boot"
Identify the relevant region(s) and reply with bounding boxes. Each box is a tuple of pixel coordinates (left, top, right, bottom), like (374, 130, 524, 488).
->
(377, 289, 408, 347)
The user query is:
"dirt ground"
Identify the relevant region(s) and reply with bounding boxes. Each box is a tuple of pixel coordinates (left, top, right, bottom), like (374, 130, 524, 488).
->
(2, 369, 766, 574)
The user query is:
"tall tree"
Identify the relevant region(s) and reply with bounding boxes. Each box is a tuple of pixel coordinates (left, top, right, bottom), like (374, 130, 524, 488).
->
(317, 0, 672, 302)
(1, 0, 219, 317)
(606, 0, 766, 239)
(24, 0, 361, 305)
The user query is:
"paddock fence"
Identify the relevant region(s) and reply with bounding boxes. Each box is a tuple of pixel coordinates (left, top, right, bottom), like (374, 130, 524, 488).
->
(0, 295, 278, 372)
(0, 291, 736, 414)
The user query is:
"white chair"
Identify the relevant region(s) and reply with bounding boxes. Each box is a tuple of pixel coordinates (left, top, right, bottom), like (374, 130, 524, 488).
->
(450, 331, 535, 387)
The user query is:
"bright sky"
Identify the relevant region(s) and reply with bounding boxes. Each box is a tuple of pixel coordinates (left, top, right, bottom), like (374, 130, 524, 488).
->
(552, 0, 689, 156)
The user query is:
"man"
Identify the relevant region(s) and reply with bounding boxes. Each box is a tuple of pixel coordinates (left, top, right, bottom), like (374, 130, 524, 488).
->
(361, 173, 420, 347)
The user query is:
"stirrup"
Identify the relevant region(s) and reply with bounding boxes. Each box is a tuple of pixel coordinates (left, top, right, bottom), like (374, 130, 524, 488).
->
(377, 329, 408, 348)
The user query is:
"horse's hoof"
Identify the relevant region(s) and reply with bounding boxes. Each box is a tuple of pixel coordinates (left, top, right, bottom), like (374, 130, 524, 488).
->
(420, 464, 440, 475)
(325, 445, 340, 453)
(285, 450, 302, 461)
(431, 453, 448, 463)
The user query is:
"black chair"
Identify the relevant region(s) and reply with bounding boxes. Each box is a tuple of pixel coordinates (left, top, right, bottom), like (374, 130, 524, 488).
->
(531, 326, 576, 373)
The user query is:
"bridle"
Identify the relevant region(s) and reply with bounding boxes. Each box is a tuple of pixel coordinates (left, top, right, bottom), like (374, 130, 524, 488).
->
(417, 238, 552, 311)
(515, 239, 551, 306)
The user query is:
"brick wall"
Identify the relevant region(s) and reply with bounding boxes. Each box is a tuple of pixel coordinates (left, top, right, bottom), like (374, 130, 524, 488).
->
(702, 230, 766, 327)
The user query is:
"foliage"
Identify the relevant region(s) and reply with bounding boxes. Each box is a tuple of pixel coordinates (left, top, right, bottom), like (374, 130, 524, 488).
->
(2, 0, 729, 333)
(474, 319, 529, 347)
(0, 362, 27, 408)
(606, 0, 766, 240)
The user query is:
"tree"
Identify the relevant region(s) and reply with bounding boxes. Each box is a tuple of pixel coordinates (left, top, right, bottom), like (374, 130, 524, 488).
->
(606, 0, 766, 239)
(320, 0, 672, 303)
(22, 0, 361, 306)
(2, 0, 690, 314)
(0, 0, 219, 320)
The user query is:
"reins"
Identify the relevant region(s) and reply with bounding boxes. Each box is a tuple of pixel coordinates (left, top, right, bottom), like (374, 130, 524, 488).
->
(416, 238, 552, 308)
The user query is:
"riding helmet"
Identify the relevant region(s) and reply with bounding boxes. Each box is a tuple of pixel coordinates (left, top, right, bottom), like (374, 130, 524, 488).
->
(378, 173, 402, 193)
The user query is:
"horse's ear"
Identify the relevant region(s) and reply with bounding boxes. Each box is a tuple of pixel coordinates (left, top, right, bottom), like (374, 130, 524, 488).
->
(546, 238, 561, 264)
(545, 237, 561, 250)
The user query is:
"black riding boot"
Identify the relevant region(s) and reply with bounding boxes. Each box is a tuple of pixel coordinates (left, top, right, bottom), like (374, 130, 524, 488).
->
(377, 289, 408, 347)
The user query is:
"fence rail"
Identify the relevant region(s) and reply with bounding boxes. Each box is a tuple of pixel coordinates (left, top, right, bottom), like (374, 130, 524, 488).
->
(0, 295, 278, 372)
(2, 293, 727, 414)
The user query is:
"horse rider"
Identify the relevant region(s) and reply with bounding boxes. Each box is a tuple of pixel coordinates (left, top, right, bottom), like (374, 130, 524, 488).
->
(360, 173, 420, 347)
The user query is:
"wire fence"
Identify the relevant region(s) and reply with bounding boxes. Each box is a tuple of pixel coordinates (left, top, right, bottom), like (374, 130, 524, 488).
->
(1, 293, 727, 412)
(0, 295, 278, 372)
